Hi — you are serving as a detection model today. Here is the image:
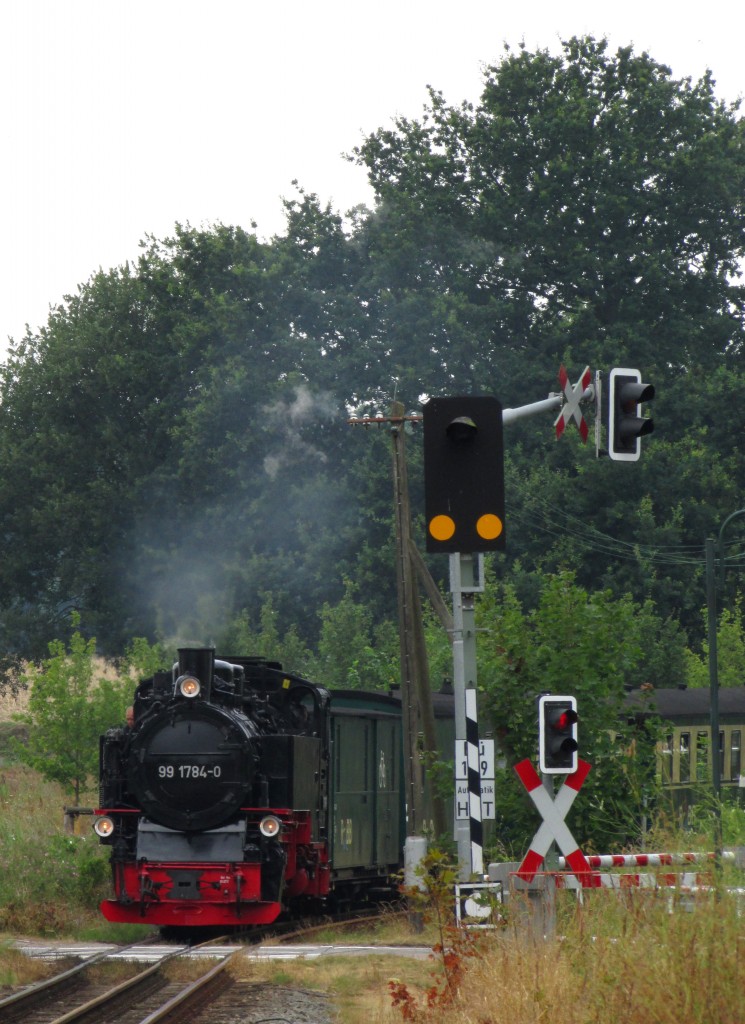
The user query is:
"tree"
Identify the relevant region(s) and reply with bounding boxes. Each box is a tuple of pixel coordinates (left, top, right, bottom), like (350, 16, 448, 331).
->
(685, 600, 745, 688)
(356, 37, 745, 389)
(216, 594, 314, 677)
(0, 218, 375, 657)
(13, 615, 132, 803)
(1, 39, 743, 675)
(310, 578, 399, 690)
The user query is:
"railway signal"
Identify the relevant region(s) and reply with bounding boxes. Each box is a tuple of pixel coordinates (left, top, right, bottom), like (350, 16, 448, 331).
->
(423, 395, 505, 553)
(539, 695, 579, 775)
(607, 368, 655, 462)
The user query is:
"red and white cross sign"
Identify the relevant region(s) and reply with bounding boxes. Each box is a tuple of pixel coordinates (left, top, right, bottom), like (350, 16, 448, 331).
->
(555, 365, 592, 442)
(514, 758, 591, 882)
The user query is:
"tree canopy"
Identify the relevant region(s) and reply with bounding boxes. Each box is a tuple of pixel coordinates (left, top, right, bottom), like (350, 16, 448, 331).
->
(0, 36, 743, 702)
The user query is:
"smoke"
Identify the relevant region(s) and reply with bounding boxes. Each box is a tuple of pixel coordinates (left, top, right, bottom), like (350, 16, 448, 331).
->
(262, 384, 342, 480)
(127, 382, 349, 650)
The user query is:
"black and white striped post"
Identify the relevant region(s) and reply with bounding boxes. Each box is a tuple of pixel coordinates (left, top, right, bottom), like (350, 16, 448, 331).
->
(450, 552, 486, 880)
(465, 687, 484, 876)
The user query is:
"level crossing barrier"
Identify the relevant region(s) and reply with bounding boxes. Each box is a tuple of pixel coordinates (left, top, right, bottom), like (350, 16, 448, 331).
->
(557, 850, 736, 869)
(550, 849, 742, 891)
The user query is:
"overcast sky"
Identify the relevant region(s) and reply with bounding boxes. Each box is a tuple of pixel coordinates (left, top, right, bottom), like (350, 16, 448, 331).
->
(1, 1, 743, 356)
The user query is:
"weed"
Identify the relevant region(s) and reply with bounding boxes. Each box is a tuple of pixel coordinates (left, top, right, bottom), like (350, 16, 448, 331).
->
(388, 848, 487, 1022)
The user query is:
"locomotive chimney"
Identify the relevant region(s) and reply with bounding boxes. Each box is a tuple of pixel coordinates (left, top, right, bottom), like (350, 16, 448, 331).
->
(178, 647, 214, 700)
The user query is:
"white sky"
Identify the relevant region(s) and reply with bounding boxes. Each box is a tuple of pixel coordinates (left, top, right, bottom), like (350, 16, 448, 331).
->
(1, 1, 743, 355)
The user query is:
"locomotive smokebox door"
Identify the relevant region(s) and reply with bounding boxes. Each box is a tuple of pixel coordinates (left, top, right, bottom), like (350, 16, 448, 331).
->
(127, 702, 261, 832)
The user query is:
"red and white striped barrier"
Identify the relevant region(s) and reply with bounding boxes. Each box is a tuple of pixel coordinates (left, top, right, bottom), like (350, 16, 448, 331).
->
(558, 871, 710, 890)
(558, 851, 735, 869)
(510, 870, 720, 891)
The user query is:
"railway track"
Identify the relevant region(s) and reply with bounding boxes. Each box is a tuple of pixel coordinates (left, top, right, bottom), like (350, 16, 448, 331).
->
(4, 908, 409, 1023)
(0, 941, 241, 1024)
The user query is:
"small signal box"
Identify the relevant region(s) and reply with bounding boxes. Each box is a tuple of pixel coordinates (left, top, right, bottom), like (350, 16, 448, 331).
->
(539, 695, 579, 775)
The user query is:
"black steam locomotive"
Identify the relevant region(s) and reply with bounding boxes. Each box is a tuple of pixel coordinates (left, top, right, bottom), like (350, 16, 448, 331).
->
(95, 647, 405, 928)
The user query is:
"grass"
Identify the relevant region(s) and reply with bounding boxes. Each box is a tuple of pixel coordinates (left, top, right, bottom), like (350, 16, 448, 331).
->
(5, 740, 745, 1021)
(286, 908, 440, 948)
(364, 887, 745, 1024)
(0, 762, 123, 937)
(0, 940, 61, 989)
(253, 874, 745, 1024)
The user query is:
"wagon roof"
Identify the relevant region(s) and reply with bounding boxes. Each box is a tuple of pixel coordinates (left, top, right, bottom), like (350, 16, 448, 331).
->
(626, 686, 745, 720)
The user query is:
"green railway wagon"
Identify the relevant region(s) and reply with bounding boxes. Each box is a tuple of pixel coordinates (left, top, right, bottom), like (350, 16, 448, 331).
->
(329, 690, 405, 888)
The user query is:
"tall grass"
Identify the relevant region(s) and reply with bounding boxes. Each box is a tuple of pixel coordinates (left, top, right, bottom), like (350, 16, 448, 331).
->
(0, 763, 112, 935)
(382, 888, 745, 1024)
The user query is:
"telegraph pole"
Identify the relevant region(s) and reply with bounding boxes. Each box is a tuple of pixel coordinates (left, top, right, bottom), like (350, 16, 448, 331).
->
(351, 405, 447, 841)
(390, 401, 423, 835)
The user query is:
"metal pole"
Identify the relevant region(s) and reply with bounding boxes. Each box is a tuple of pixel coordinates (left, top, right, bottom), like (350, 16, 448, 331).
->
(450, 552, 481, 880)
(708, 509, 745, 866)
(465, 687, 484, 876)
(705, 537, 722, 863)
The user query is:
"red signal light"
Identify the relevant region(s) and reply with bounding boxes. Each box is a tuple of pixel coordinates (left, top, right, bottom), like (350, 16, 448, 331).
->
(551, 709, 578, 732)
(539, 696, 578, 774)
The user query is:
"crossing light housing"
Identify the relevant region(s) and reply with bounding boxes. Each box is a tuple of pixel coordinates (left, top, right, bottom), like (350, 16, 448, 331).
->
(539, 695, 578, 774)
(608, 368, 655, 462)
(423, 395, 505, 553)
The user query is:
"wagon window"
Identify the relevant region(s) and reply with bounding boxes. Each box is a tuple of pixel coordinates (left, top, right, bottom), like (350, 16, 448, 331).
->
(661, 735, 673, 785)
(731, 730, 741, 783)
(679, 732, 690, 783)
(696, 731, 709, 783)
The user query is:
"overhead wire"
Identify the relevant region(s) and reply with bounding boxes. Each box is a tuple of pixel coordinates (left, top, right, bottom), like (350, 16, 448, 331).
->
(508, 490, 723, 570)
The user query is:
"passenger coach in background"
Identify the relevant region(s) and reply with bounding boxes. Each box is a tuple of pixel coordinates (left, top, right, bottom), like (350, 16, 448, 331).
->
(627, 686, 745, 808)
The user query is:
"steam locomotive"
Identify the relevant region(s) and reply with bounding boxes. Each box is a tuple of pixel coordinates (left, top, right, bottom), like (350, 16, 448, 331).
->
(94, 647, 407, 928)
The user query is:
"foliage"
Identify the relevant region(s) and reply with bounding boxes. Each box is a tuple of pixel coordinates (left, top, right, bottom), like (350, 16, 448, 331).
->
(415, 889, 745, 1024)
(0, 35, 743, 773)
(682, 788, 745, 847)
(217, 594, 314, 676)
(12, 614, 131, 802)
(354, 35, 745, 638)
(216, 583, 400, 690)
(0, 37, 742, 668)
(121, 635, 171, 680)
(310, 578, 399, 690)
(685, 599, 745, 688)
(356, 37, 745, 385)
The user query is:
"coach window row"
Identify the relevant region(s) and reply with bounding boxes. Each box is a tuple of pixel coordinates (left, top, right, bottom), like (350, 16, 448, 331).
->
(660, 728, 741, 785)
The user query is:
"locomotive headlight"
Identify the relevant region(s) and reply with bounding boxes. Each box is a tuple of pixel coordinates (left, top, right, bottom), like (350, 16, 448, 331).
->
(259, 815, 282, 838)
(177, 674, 201, 698)
(93, 815, 115, 837)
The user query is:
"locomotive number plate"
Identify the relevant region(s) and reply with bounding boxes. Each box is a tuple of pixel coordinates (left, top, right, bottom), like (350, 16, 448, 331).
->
(157, 764, 223, 779)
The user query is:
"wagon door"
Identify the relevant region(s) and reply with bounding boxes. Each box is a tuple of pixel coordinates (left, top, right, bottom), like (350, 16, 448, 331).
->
(374, 716, 400, 867)
(331, 716, 375, 870)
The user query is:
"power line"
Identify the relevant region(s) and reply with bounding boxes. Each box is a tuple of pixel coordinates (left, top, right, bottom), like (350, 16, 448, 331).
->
(509, 493, 708, 569)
